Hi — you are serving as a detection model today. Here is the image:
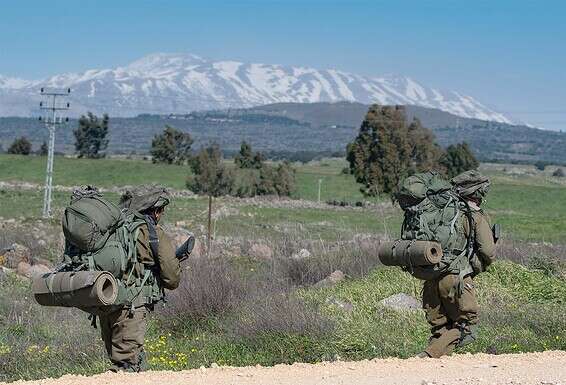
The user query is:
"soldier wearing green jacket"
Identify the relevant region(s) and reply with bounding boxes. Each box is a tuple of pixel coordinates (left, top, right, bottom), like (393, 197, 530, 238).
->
(420, 171, 496, 358)
(98, 186, 181, 372)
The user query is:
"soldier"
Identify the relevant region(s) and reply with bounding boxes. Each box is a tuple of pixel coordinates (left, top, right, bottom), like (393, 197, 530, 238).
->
(419, 170, 496, 358)
(98, 186, 181, 372)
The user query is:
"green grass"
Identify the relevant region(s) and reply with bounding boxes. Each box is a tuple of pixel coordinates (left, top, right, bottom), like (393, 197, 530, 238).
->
(2, 260, 564, 381)
(4, 155, 566, 242)
(0, 155, 191, 189)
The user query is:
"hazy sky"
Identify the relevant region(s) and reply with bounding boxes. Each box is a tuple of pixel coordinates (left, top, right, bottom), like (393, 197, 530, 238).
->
(1, 0, 564, 129)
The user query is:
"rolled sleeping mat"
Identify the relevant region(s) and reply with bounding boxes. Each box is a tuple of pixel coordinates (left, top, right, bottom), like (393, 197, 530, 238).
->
(32, 271, 118, 308)
(378, 240, 443, 267)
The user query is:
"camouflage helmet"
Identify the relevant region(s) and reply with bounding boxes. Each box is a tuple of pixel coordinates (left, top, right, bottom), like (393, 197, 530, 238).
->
(120, 185, 170, 213)
(451, 170, 490, 200)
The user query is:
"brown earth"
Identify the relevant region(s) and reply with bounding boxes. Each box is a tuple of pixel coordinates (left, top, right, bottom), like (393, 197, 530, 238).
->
(6, 351, 565, 385)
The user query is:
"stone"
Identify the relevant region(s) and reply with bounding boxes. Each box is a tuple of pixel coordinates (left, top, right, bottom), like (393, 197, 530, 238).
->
(16, 261, 31, 277)
(249, 243, 273, 260)
(4, 243, 31, 268)
(314, 270, 346, 288)
(380, 293, 422, 311)
(292, 248, 311, 260)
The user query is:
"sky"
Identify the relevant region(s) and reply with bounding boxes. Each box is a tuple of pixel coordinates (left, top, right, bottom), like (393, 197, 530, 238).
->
(0, 0, 565, 129)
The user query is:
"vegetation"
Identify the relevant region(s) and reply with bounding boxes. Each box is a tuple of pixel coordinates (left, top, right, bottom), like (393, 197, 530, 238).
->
(1, 244, 564, 381)
(440, 142, 480, 178)
(235, 141, 264, 169)
(0, 153, 566, 381)
(151, 125, 194, 165)
(5, 103, 566, 164)
(8, 136, 32, 155)
(73, 113, 109, 158)
(346, 105, 442, 196)
(39, 141, 48, 156)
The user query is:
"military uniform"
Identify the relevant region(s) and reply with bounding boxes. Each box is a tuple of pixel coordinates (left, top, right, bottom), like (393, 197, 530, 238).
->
(99, 188, 181, 372)
(422, 176, 496, 358)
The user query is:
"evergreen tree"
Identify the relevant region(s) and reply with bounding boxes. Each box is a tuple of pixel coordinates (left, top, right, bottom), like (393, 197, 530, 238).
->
(39, 141, 48, 156)
(151, 125, 194, 165)
(407, 118, 443, 172)
(74, 113, 109, 158)
(187, 144, 233, 196)
(439, 142, 479, 178)
(346, 105, 412, 196)
(235, 141, 264, 169)
(8, 136, 32, 155)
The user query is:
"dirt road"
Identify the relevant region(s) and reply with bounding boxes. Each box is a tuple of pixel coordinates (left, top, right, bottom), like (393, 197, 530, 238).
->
(7, 351, 565, 385)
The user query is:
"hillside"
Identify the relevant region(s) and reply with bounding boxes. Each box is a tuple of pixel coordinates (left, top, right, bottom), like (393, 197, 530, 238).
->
(1, 102, 565, 163)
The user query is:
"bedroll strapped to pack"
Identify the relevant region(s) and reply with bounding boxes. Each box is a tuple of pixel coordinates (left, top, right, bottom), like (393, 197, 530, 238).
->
(394, 171, 474, 287)
(33, 186, 162, 313)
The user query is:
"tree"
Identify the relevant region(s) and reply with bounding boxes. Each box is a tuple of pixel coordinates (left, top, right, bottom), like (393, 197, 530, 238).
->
(534, 160, 547, 171)
(74, 113, 109, 158)
(235, 141, 264, 169)
(407, 119, 444, 172)
(439, 142, 479, 178)
(39, 141, 48, 156)
(347, 105, 440, 197)
(151, 125, 194, 165)
(8, 137, 32, 155)
(186, 144, 234, 255)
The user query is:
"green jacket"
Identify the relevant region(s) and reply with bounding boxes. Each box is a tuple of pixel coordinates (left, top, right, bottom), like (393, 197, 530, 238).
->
(136, 224, 181, 290)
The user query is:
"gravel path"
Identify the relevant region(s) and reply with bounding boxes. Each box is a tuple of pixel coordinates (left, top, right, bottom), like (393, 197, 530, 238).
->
(6, 351, 565, 385)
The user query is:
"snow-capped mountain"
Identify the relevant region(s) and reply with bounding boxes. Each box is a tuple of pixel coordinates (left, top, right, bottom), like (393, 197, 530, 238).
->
(0, 53, 512, 123)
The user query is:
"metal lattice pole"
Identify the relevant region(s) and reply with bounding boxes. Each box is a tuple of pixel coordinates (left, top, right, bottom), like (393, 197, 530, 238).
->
(39, 88, 70, 218)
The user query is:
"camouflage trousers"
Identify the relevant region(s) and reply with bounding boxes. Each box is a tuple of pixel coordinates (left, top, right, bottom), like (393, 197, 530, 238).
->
(422, 274, 479, 358)
(99, 306, 148, 372)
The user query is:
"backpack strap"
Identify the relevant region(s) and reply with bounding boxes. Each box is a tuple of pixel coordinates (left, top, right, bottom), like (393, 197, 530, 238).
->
(144, 215, 160, 258)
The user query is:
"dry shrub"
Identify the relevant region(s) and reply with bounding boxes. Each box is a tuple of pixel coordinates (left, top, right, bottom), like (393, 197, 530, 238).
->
(497, 239, 566, 277)
(227, 291, 334, 339)
(159, 256, 252, 326)
(270, 235, 382, 286)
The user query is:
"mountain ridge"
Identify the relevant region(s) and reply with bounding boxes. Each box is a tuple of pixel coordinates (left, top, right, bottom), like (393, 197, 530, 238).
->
(0, 53, 511, 123)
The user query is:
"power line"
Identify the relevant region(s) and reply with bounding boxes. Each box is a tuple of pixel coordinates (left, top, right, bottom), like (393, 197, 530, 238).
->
(39, 87, 70, 218)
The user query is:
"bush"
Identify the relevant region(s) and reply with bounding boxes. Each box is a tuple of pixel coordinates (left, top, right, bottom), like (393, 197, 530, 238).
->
(552, 168, 565, 177)
(7, 137, 32, 155)
(439, 142, 479, 178)
(534, 160, 547, 171)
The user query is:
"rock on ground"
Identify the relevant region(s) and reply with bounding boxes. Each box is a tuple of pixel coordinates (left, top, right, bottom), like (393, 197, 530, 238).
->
(249, 243, 274, 260)
(314, 270, 346, 288)
(291, 249, 311, 260)
(380, 293, 422, 311)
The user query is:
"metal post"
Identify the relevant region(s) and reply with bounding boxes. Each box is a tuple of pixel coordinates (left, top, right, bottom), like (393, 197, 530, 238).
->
(318, 178, 322, 204)
(39, 88, 70, 218)
(42, 124, 56, 218)
(207, 194, 212, 257)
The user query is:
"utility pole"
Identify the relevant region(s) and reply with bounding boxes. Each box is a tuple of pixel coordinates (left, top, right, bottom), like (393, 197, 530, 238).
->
(39, 88, 70, 218)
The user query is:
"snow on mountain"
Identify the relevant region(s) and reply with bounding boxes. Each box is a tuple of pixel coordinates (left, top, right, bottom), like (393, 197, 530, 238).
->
(0, 53, 512, 123)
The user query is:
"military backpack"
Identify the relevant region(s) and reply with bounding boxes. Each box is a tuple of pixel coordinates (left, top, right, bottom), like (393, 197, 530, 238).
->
(395, 171, 474, 283)
(59, 186, 162, 313)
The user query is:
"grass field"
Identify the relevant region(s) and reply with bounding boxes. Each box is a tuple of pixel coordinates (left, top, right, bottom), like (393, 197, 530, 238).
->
(1, 154, 566, 381)
(2, 154, 566, 242)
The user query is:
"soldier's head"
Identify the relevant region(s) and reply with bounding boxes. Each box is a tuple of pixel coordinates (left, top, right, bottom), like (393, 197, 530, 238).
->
(451, 170, 490, 206)
(120, 185, 170, 222)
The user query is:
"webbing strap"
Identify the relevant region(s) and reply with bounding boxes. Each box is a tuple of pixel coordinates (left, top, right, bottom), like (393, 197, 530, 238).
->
(144, 215, 160, 258)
